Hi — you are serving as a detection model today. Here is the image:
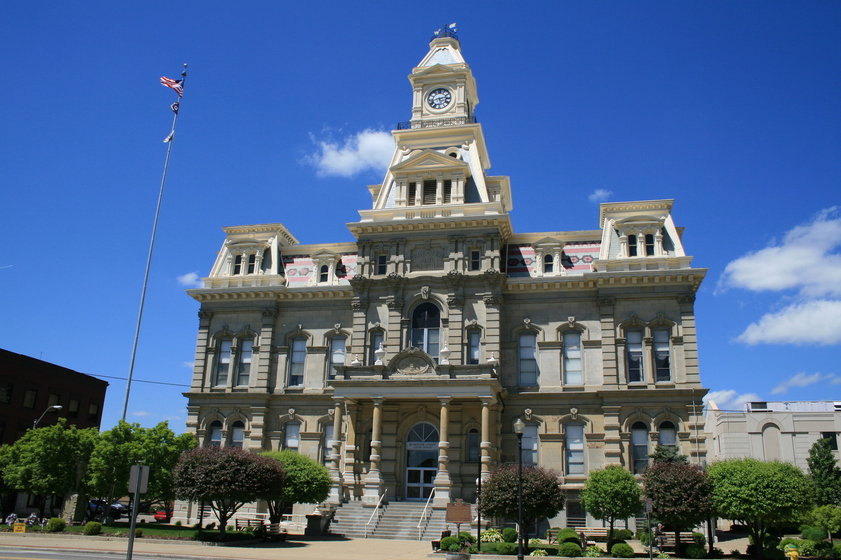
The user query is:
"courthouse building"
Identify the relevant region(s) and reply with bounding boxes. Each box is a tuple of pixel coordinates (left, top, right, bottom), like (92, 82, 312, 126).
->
(182, 27, 708, 528)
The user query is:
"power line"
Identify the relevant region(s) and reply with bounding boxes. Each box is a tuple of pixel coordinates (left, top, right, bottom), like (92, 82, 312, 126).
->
(91, 374, 189, 388)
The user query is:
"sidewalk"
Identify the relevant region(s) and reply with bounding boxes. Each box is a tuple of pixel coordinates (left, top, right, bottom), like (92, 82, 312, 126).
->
(0, 532, 433, 560)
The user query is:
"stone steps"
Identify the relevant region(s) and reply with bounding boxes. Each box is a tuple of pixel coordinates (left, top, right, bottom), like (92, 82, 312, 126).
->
(328, 500, 460, 540)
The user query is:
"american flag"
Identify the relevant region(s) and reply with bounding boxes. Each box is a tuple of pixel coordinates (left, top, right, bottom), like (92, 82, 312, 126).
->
(160, 76, 183, 97)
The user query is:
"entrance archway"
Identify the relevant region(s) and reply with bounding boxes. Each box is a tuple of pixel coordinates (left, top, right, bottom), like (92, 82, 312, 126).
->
(405, 422, 438, 500)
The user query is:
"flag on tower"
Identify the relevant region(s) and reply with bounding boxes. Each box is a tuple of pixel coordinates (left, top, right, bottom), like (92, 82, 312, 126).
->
(160, 76, 183, 97)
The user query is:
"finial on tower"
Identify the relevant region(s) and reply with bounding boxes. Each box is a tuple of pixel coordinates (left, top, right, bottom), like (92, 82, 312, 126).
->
(431, 22, 458, 41)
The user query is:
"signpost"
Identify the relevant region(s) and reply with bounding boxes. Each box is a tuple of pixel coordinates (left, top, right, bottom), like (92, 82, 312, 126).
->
(126, 464, 150, 560)
(645, 498, 654, 560)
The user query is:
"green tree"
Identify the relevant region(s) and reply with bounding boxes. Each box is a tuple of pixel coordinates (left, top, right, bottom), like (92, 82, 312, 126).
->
(261, 450, 331, 523)
(708, 459, 813, 557)
(806, 437, 841, 507)
(650, 444, 688, 464)
(808, 504, 841, 545)
(2, 419, 98, 515)
(173, 447, 285, 536)
(85, 420, 195, 519)
(581, 466, 642, 543)
(642, 461, 712, 553)
(478, 465, 565, 532)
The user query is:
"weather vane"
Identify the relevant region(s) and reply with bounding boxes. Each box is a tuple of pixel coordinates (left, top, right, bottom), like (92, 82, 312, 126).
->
(432, 22, 458, 40)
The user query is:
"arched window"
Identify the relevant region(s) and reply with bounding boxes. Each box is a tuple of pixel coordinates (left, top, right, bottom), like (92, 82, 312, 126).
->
(562, 331, 582, 385)
(658, 421, 677, 448)
(207, 421, 222, 447)
(214, 339, 232, 386)
(229, 421, 245, 448)
(466, 329, 481, 365)
(631, 422, 649, 473)
(233, 255, 243, 275)
(467, 428, 480, 462)
(627, 235, 638, 257)
(565, 423, 585, 475)
(319, 265, 329, 283)
(411, 303, 440, 360)
(518, 332, 538, 386)
(247, 254, 256, 274)
(284, 422, 300, 451)
(644, 234, 655, 256)
(543, 254, 554, 274)
(327, 337, 346, 379)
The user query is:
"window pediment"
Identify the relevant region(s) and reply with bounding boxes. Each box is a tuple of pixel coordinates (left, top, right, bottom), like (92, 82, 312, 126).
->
(391, 149, 468, 174)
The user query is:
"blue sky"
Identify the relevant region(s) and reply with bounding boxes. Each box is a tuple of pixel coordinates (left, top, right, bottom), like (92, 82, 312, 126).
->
(2, 2, 839, 432)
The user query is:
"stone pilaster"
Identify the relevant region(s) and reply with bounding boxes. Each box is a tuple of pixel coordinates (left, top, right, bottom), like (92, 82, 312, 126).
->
(433, 397, 452, 507)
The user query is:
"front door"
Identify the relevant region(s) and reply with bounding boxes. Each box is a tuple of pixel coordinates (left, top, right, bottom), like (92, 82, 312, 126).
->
(405, 422, 438, 500)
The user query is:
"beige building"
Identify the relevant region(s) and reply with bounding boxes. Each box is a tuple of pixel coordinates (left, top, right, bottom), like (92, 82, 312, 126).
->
(181, 27, 708, 531)
(705, 400, 841, 469)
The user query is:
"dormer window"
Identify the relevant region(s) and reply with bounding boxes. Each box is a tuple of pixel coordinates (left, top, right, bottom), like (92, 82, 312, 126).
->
(543, 255, 554, 274)
(233, 255, 243, 275)
(627, 235, 638, 257)
(422, 180, 436, 205)
(376, 254, 388, 275)
(644, 234, 655, 256)
(443, 180, 452, 203)
(407, 182, 417, 206)
(319, 265, 329, 283)
(247, 254, 256, 274)
(469, 250, 481, 271)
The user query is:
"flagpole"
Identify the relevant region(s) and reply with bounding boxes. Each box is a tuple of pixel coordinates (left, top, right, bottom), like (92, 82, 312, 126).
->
(121, 64, 188, 421)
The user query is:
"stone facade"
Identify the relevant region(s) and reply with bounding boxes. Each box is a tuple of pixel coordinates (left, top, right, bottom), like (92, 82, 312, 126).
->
(181, 28, 708, 527)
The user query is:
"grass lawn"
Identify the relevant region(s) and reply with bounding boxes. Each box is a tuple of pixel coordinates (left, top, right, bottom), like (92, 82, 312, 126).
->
(2, 522, 202, 539)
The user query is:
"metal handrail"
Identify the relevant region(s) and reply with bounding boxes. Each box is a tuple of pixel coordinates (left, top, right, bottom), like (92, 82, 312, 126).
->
(364, 488, 388, 538)
(416, 487, 437, 540)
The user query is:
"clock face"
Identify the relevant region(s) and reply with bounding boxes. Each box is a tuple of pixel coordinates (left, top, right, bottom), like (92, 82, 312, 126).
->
(426, 88, 452, 109)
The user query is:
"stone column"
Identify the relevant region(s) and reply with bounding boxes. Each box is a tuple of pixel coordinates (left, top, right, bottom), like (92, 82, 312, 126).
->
(480, 399, 492, 478)
(363, 398, 385, 506)
(328, 399, 345, 503)
(433, 397, 452, 507)
(342, 401, 358, 499)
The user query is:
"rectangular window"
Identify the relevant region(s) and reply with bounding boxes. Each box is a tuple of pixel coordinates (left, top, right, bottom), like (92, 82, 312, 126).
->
(369, 331, 384, 365)
(247, 254, 256, 274)
(0, 381, 11, 404)
(230, 422, 245, 448)
(467, 429, 480, 462)
(522, 424, 539, 466)
(376, 254, 387, 275)
(407, 182, 417, 206)
(233, 255, 242, 275)
(215, 339, 232, 386)
(519, 333, 538, 386)
(422, 180, 436, 205)
(443, 180, 452, 204)
(322, 424, 334, 465)
(632, 424, 649, 474)
(822, 432, 839, 451)
(565, 424, 585, 475)
(645, 234, 655, 256)
(653, 329, 671, 382)
(23, 389, 37, 409)
(236, 339, 253, 386)
(285, 422, 300, 451)
(328, 338, 346, 379)
(563, 331, 583, 385)
(88, 403, 100, 422)
(626, 330, 644, 383)
(47, 393, 60, 407)
(467, 330, 481, 365)
(288, 339, 307, 386)
(208, 422, 222, 447)
(469, 250, 481, 271)
(68, 398, 80, 419)
(627, 235, 638, 257)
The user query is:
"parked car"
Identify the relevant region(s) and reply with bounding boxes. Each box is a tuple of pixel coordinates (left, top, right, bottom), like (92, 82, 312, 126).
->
(88, 500, 127, 520)
(153, 509, 172, 522)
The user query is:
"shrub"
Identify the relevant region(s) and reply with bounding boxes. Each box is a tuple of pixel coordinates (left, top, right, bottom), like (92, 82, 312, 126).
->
(503, 527, 519, 542)
(530, 538, 545, 547)
(82, 521, 102, 535)
(801, 525, 827, 542)
(614, 529, 634, 540)
(440, 536, 459, 550)
(610, 543, 635, 558)
(459, 531, 476, 544)
(497, 542, 518, 555)
(174, 520, 182, 526)
(46, 518, 66, 533)
(692, 532, 707, 547)
(559, 542, 583, 557)
(134, 528, 143, 538)
(638, 531, 651, 546)
(778, 538, 805, 551)
(584, 545, 604, 557)
(531, 550, 549, 557)
(833, 543, 841, 559)
(482, 528, 504, 542)
(686, 544, 707, 558)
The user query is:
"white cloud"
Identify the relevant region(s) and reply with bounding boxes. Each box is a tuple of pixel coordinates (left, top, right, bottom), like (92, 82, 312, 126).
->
(307, 129, 394, 178)
(131, 410, 151, 417)
(736, 299, 841, 345)
(718, 207, 841, 298)
(771, 371, 838, 395)
(183, 361, 195, 369)
(177, 271, 203, 288)
(588, 189, 613, 203)
(703, 389, 761, 412)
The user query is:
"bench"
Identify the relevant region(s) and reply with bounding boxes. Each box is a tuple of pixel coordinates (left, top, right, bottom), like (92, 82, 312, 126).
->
(656, 533, 696, 550)
(547, 527, 610, 545)
(232, 517, 287, 541)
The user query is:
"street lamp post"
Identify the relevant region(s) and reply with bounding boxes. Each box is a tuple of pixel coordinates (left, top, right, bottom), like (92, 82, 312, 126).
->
(513, 417, 525, 560)
(33, 405, 62, 429)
